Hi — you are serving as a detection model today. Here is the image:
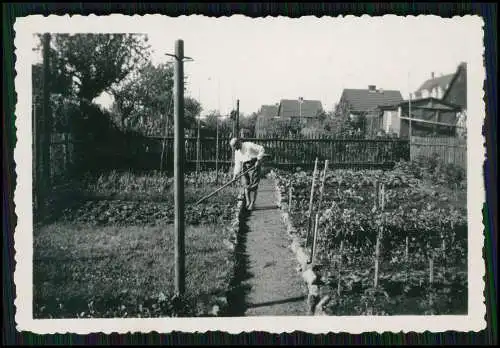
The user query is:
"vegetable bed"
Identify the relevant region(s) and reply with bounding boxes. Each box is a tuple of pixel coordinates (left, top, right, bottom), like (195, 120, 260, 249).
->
(275, 161, 468, 315)
(34, 170, 241, 318)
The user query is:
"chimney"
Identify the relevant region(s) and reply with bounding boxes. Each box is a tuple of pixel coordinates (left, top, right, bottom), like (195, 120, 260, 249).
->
(431, 72, 435, 79)
(368, 85, 376, 92)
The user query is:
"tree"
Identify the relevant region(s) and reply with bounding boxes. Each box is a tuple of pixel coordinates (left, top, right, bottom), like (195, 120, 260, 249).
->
(40, 33, 151, 102)
(112, 62, 202, 135)
(239, 112, 258, 137)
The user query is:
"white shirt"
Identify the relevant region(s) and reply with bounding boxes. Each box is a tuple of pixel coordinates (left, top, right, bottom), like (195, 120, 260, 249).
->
(233, 142, 265, 177)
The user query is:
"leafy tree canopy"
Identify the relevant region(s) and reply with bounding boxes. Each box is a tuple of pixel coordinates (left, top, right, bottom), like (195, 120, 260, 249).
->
(35, 33, 151, 102)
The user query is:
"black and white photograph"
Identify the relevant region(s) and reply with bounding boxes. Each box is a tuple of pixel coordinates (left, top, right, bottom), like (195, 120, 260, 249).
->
(14, 14, 486, 334)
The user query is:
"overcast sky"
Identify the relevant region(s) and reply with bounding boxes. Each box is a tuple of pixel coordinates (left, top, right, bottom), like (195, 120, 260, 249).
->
(32, 15, 480, 116)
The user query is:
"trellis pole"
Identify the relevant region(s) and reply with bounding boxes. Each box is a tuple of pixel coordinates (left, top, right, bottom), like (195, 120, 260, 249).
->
(305, 158, 319, 246)
(172, 39, 186, 296)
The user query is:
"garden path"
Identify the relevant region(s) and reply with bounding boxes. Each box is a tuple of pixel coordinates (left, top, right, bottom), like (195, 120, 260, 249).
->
(236, 177, 308, 316)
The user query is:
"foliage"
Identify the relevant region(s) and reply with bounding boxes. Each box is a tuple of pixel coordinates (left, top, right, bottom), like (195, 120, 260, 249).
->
(200, 111, 234, 138)
(275, 163, 467, 315)
(52, 170, 238, 226)
(111, 62, 202, 136)
(394, 155, 466, 190)
(36, 33, 151, 101)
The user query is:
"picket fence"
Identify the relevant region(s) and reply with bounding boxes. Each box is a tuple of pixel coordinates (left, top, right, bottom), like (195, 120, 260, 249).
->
(145, 136, 410, 169)
(410, 136, 467, 169)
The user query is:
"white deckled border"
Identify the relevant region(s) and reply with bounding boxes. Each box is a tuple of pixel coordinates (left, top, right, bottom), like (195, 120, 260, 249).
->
(12, 14, 487, 334)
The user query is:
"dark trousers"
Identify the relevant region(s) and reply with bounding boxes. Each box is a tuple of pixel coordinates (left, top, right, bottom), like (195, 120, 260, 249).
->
(241, 158, 261, 192)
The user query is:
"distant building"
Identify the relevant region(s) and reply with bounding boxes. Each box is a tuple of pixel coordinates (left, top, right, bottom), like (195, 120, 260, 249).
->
(402, 62, 468, 139)
(395, 98, 462, 138)
(255, 99, 324, 137)
(276, 98, 323, 119)
(412, 72, 455, 100)
(336, 85, 404, 136)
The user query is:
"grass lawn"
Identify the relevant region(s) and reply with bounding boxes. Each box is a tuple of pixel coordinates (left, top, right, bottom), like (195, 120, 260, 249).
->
(34, 170, 242, 318)
(34, 222, 234, 318)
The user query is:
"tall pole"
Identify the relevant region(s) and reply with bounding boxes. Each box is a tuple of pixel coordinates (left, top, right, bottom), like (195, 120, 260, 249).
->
(174, 39, 185, 296)
(41, 33, 52, 217)
(196, 117, 200, 185)
(408, 72, 412, 140)
(236, 99, 240, 138)
(215, 118, 219, 184)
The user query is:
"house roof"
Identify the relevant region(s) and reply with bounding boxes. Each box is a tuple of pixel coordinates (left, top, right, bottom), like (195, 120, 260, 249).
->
(259, 104, 279, 118)
(442, 62, 467, 109)
(397, 97, 462, 111)
(415, 73, 455, 95)
(277, 99, 323, 118)
(340, 88, 404, 113)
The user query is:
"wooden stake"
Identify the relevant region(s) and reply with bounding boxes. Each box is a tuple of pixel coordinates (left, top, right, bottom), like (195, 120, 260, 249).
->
(429, 255, 434, 285)
(288, 180, 293, 211)
(306, 158, 319, 246)
(337, 240, 344, 296)
(317, 160, 329, 212)
(374, 226, 382, 288)
(405, 236, 409, 261)
(173, 39, 186, 296)
(310, 213, 320, 264)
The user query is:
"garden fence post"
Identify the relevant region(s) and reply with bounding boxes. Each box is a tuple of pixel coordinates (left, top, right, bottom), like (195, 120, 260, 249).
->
(215, 118, 219, 185)
(337, 240, 344, 296)
(41, 33, 52, 219)
(173, 39, 186, 296)
(306, 158, 319, 246)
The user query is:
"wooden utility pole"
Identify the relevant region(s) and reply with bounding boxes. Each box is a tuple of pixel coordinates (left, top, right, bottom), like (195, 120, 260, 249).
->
(196, 116, 201, 185)
(236, 99, 240, 138)
(40, 33, 52, 217)
(215, 117, 219, 185)
(173, 39, 186, 296)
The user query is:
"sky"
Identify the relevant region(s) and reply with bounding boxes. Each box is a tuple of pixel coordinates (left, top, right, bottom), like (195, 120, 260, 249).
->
(32, 15, 479, 116)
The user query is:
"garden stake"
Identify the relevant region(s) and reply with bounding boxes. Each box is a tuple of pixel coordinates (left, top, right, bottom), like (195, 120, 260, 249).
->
(337, 240, 344, 296)
(310, 213, 320, 264)
(374, 226, 382, 288)
(306, 158, 319, 246)
(288, 180, 293, 212)
(317, 160, 329, 212)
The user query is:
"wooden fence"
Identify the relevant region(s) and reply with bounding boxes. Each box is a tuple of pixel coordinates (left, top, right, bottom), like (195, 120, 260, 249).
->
(410, 136, 467, 169)
(145, 136, 410, 170)
(46, 135, 411, 181)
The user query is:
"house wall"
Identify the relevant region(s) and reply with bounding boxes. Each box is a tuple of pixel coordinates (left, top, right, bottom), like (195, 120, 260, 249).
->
(383, 110, 400, 135)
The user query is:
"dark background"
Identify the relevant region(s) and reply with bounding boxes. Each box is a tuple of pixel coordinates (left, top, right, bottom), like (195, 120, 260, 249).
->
(3, 2, 497, 346)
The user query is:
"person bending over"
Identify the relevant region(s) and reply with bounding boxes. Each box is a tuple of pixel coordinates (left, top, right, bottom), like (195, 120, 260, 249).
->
(230, 137, 265, 211)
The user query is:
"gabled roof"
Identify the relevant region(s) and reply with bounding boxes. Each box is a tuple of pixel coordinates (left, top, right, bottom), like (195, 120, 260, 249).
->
(277, 99, 323, 118)
(443, 62, 467, 109)
(415, 73, 454, 95)
(340, 88, 404, 113)
(397, 97, 462, 111)
(258, 104, 279, 118)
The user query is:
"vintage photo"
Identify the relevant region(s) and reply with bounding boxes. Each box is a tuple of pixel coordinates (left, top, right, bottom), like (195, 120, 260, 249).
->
(14, 14, 486, 334)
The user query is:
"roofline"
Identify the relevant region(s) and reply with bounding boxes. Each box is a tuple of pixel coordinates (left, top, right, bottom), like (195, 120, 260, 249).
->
(415, 73, 455, 92)
(395, 97, 462, 110)
(442, 63, 465, 101)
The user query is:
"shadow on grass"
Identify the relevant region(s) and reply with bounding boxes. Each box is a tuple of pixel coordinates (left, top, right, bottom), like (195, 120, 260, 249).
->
(224, 210, 253, 317)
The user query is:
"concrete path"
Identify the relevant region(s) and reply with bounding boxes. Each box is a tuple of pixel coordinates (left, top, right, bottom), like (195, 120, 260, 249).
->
(229, 177, 308, 316)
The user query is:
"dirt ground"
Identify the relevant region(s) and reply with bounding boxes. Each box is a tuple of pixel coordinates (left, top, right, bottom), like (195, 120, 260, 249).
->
(227, 178, 308, 316)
